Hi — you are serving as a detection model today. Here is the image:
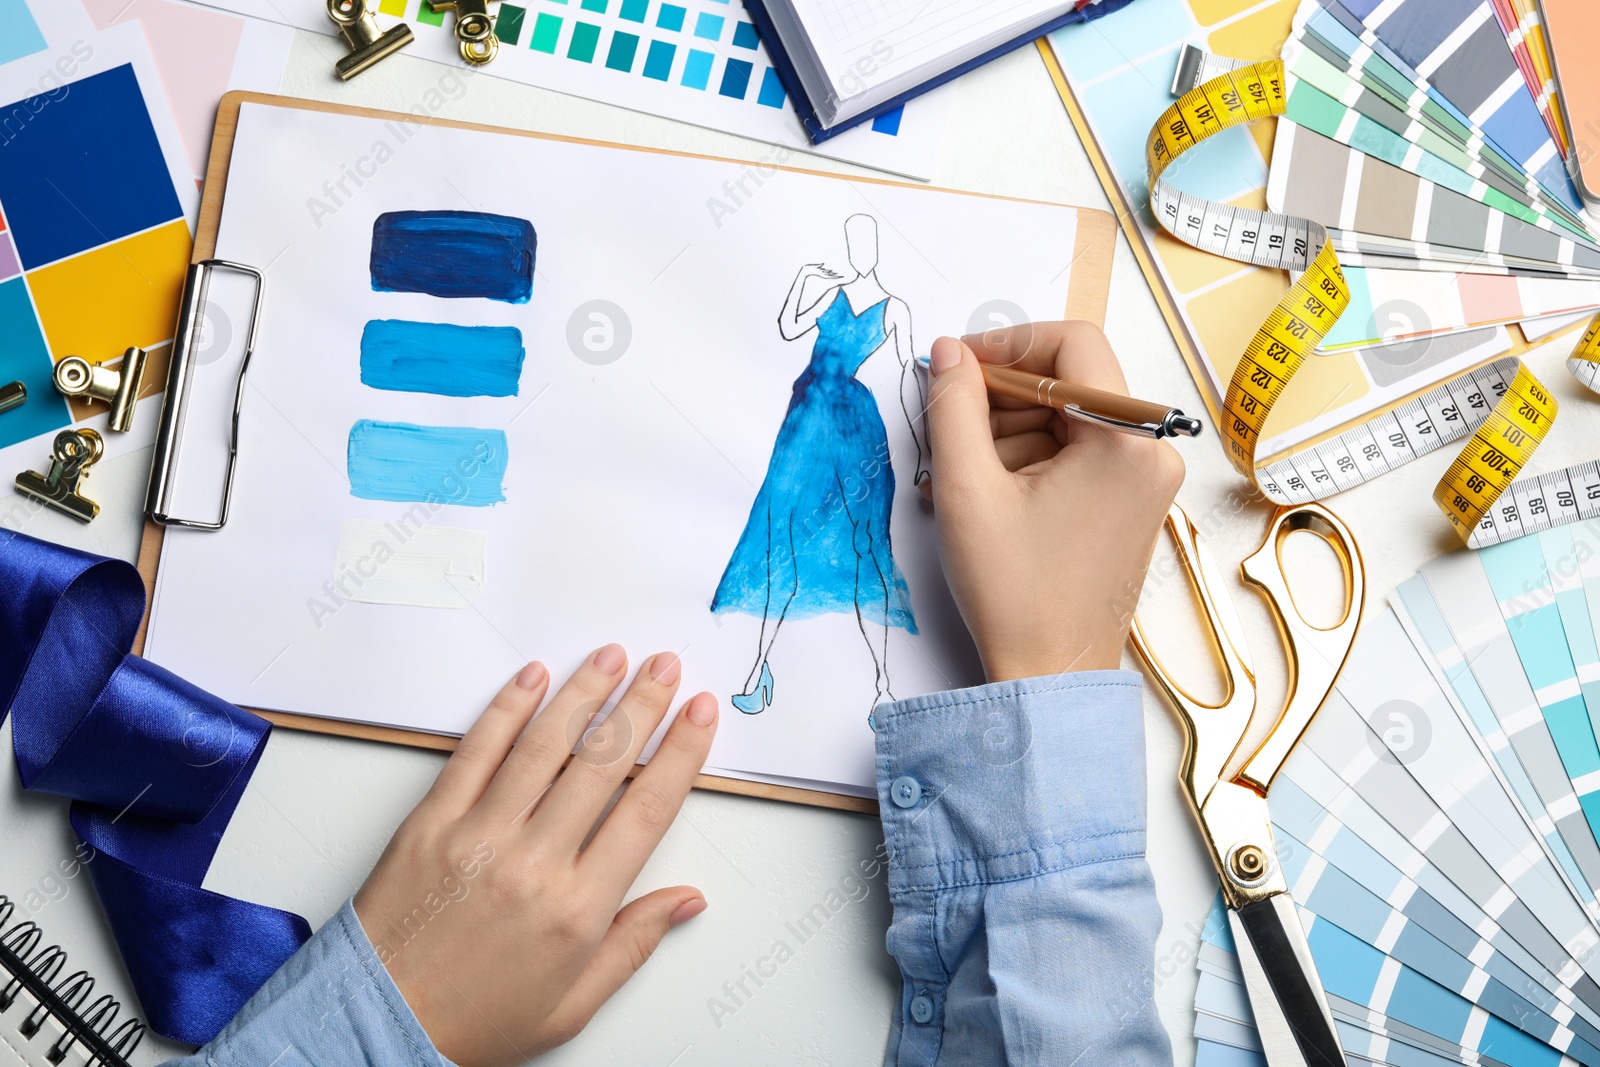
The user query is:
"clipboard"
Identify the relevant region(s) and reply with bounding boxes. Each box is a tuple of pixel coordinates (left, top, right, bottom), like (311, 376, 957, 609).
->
(131, 90, 1118, 815)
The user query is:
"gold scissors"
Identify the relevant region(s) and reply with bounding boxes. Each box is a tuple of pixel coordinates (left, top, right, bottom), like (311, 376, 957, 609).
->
(1131, 501, 1365, 1067)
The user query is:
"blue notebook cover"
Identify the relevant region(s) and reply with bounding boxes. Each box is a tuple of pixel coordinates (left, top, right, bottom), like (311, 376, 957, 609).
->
(745, 0, 1139, 144)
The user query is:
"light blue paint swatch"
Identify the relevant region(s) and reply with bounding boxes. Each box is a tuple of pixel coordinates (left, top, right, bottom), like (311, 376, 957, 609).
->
(359, 320, 524, 397)
(347, 420, 508, 506)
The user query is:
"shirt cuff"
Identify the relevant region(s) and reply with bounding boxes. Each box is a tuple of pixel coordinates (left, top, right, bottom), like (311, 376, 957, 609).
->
(192, 898, 454, 1067)
(873, 670, 1149, 895)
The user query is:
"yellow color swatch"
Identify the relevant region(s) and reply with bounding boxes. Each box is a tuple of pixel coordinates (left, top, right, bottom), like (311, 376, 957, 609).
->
(1206, 0, 1297, 64)
(380, 0, 408, 14)
(28, 219, 192, 363)
(1190, 0, 1268, 26)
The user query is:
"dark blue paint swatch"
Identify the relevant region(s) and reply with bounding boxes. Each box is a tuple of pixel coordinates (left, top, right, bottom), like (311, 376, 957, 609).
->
(347, 420, 508, 506)
(360, 320, 524, 397)
(369, 210, 536, 303)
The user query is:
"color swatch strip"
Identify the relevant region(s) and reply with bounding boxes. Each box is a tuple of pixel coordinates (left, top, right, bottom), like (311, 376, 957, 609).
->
(359, 320, 525, 397)
(369, 210, 537, 304)
(347, 420, 509, 506)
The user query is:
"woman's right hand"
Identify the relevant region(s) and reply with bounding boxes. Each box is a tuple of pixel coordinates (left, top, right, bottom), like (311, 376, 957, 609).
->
(920, 322, 1185, 682)
(799, 262, 843, 281)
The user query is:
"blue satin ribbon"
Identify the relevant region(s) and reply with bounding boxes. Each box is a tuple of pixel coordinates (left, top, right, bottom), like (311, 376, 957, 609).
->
(0, 531, 310, 1045)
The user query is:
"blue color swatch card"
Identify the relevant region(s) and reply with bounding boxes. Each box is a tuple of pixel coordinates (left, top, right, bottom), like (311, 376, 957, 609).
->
(1196, 518, 1600, 1066)
(185, 0, 951, 178)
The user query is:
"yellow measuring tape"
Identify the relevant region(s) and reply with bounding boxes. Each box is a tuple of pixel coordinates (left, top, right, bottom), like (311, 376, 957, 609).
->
(1149, 53, 1600, 549)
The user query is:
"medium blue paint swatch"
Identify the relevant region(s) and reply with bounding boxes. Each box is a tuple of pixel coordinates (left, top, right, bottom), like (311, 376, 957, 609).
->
(369, 211, 536, 304)
(359, 320, 525, 397)
(347, 420, 508, 506)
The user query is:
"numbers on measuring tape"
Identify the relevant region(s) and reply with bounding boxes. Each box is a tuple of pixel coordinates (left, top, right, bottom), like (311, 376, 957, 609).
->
(1148, 53, 1600, 549)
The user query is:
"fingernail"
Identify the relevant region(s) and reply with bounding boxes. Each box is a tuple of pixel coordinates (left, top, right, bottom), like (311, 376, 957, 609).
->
(649, 652, 682, 685)
(685, 693, 718, 727)
(515, 661, 547, 691)
(669, 897, 707, 927)
(929, 336, 962, 375)
(593, 643, 626, 675)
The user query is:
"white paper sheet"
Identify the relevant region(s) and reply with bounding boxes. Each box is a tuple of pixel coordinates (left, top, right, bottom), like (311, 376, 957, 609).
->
(144, 102, 1098, 793)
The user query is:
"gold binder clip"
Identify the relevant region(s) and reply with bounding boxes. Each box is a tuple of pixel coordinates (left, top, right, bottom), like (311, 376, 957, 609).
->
(0, 381, 24, 415)
(427, 0, 499, 64)
(53, 347, 148, 433)
(16, 429, 104, 523)
(328, 0, 414, 80)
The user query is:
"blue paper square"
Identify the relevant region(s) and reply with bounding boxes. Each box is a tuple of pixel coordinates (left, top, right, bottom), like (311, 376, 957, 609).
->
(0, 277, 69, 450)
(655, 3, 685, 29)
(732, 20, 759, 48)
(0, 65, 182, 271)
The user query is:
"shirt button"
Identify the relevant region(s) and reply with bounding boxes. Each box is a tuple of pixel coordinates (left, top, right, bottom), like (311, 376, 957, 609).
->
(910, 994, 935, 1024)
(890, 776, 922, 808)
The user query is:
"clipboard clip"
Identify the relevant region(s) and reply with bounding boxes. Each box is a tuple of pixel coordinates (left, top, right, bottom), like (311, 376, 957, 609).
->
(145, 259, 265, 531)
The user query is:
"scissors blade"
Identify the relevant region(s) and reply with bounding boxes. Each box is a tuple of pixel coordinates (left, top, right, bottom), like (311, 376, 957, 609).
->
(1228, 894, 1345, 1066)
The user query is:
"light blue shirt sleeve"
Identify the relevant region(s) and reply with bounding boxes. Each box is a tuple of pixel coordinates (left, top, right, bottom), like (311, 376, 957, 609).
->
(162, 672, 1168, 1067)
(873, 670, 1172, 1067)
(160, 899, 454, 1067)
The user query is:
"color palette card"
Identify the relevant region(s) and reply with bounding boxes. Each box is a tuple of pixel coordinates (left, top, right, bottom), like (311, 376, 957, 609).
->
(0, 20, 198, 460)
(1188, 521, 1600, 1065)
(188, 0, 951, 179)
(1043, 0, 1541, 463)
(76, 0, 295, 181)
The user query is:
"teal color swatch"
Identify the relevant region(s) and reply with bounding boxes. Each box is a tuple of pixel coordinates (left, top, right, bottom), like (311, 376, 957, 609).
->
(568, 21, 600, 60)
(498, 3, 526, 44)
(606, 30, 639, 70)
(732, 20, 758, 47)
(693, 11, 723, 39)
(531, 12, 562, 51)
(619, 0, 649, 21)
(347, 421, 509, 506)
(643, 39, 675, 80)
(656, 3, 684, 29)
(757, 66, 785, 107)
(719, 57, 751, 98)
(681, 48, 712, 89)
(0, 277, 67, 450)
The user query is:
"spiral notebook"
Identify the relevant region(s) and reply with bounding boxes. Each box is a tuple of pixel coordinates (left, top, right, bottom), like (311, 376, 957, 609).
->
(0, 897, 141, 1067)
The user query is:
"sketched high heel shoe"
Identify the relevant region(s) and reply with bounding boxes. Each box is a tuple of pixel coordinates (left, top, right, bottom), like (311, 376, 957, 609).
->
(731, 661, 774, 714)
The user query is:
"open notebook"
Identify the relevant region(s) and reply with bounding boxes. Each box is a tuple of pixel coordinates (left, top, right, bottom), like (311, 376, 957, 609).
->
(746, 0, 1137, 139)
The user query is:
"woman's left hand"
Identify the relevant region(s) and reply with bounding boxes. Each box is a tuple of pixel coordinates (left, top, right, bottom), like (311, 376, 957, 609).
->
(353, 646, 719, 1067)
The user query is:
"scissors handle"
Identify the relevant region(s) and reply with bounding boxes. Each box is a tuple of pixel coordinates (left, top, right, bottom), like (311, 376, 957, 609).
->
(1129, 503, 1258, 805)
(1230, 503, 1365, 793)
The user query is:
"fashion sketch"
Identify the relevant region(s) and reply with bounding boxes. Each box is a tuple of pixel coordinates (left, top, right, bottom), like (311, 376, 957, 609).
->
(711, 214, 927, 715)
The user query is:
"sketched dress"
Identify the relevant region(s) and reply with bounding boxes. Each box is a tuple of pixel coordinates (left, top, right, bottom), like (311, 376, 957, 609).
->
(712, 289, 917, 633)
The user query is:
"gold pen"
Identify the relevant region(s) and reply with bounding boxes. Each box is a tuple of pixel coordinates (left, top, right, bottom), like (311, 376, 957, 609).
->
(917, 357, 1203, 440)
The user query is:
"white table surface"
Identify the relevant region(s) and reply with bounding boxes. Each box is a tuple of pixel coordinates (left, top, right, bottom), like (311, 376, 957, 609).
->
(6, 22, 1600, 1067)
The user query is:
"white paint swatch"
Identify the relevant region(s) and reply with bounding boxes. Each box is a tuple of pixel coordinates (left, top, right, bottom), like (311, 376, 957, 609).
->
(332, 520, 487, 609)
